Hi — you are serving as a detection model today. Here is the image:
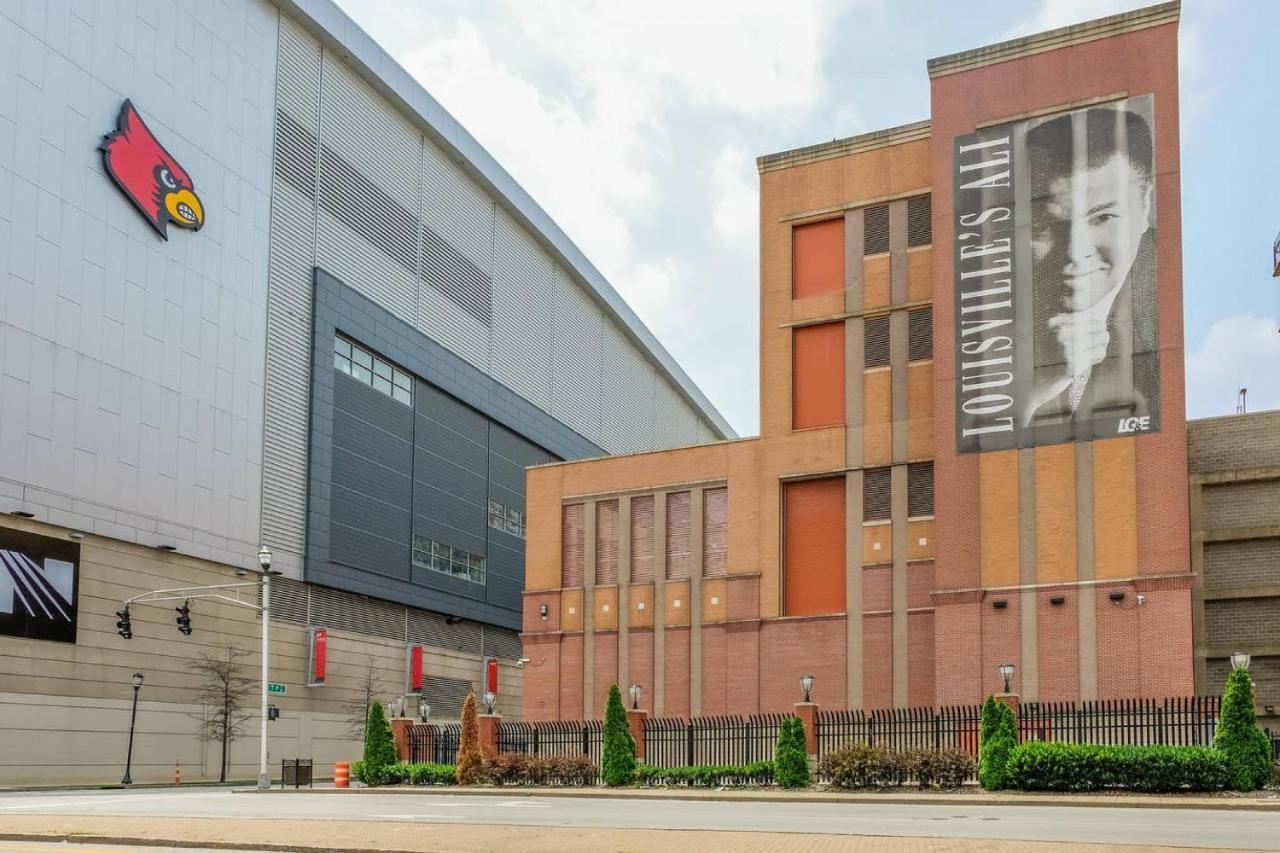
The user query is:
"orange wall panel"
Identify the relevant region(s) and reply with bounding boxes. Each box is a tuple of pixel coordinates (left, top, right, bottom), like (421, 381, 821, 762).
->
(525, 465, 564, 590)
(907, 518, 934, 560)
(792, 218, 845, 299)
(783, 477, 847, 616)
(1034, 444, 1077, 584)
(979, 451, 1019, 588)
(664, 579, 691, 626)
(862, 522, 892, 564)
(862, 254, 891, 309)
(793, 322, 845, 429)
(1094, 438, 1138, 580)
(594, 585, 618, 630)
(906, 247, 932, 302)
(863, 368, 892, 465)
(629, 583, 654, 628)
(561, 588, 583, 632)
(906, 362, 934, 460)
(702, 578, 728, 623)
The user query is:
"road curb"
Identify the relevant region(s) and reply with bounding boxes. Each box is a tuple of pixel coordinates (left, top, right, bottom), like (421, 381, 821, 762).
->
(234, 785, 1280, 811)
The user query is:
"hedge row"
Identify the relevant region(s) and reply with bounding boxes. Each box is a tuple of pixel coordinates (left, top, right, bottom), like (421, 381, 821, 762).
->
(635, 762, 774, 787)
(353, 754, 597, 787)
(820, 745, 974, 789)
(1005, 742, 1230, 792)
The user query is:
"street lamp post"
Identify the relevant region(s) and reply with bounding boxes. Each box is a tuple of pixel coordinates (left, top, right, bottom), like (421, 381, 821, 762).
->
(800, 674, 815, 703)
(628, 683, 642, 710)
(121, 672, 144, 785)
(257, 546, 274, 791)
(998, 663, 1015, 693)
(1230, 652, 1251, 671)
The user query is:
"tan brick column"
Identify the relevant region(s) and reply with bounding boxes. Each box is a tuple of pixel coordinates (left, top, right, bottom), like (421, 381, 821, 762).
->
(390, 717, 413, 762)
(653, 491, 668, 715)
(478, 714, 501, 757)
(1018, 448, 1039, 701)
(1076, 442, 1098, 699)
(689, 488, 704, 716)
(626, 708, 648, 763)
(845, 469, 864, 710)
(794, 701, 820, 757)
(583, 500, 597, 720)
(891, 463, 909, 707)
(617, 494, 632, 697)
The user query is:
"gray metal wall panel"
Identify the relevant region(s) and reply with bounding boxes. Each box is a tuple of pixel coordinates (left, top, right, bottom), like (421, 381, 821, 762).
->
(601, 324, 658, 452)
(491, 209, 554, 412)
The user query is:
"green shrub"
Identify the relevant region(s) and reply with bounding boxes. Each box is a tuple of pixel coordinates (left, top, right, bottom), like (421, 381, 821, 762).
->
(907, 747, 976, 789)
(1268, 760, 1280, 790)
(351, 759, 408, 786)
(1006, 742, 1229, 793)
(455, 693, 484, 785)
(406, 762, 457, 785)
(1214, 668, 1272, 791)
(359, 701, 398, 785)
(601, 684, 637, 786)
(635, 762, 774, 787)
(978, 696, 1017, 790)
(774, 716, 810, 789)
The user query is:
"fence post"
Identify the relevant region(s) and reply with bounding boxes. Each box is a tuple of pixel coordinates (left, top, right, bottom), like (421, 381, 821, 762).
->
(581, 723, 589, 756)
(686, 721, 695, 767)
(627, 708, 649, 763)
(390, 717, 414, 763)
(478, 713, 501, 757)
(794, 701, 819, 759)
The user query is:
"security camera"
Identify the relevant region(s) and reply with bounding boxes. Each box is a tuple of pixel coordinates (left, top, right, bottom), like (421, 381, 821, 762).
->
(1136, 594, 1146, 606)
(515, 657, 531, 669)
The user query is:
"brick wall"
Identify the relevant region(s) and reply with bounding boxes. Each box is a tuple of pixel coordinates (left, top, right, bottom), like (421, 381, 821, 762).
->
(664, 627, 691, 717)
(1202, 480, 1280, 531)
(1189, 411, 1280, 473)
(863, 614, 894, 709)
(759, 616, 846, 712)
(1204, 539, 1280, 590)
(1205, 599, 1280, 647)
(1037, 591, 1080, 701)
(559, 634, 583, 719)
(1206, 656, 1280, 706)
(1096, 588, 1142, 699)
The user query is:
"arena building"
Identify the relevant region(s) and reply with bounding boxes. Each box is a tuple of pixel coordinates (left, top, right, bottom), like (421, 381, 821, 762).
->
(521, 2, 1205, 720)
(0, 0, 730, 784)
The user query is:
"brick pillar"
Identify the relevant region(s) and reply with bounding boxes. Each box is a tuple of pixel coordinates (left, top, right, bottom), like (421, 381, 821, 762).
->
(626, 708, 648, 763)
(390, 717, 414, 762)
(994, 693, 1020, 717)
(478, 714, 501, 757)
(793, 702, 819, 757)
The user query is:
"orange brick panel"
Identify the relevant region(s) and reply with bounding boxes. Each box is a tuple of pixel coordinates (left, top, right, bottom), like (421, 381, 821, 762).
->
(594, 586, 618, 630)
(862, 254, 891, 309)
(593, 633, 619, 715)
(628, 629, 654, 708)
(981, 595, 1021, 698)
(523, 590, 561, 635)
(908, 611, 936, 708)
(906, 247, 932, 302)
(1034, 444, 1077, 584)
(863, 369, 892, 465)
(933, 599, 982, 705)
(793, 322, 846, 430)
(1136, 580, 1194, 698)
(862, 522, 892, 565)
(862, 614, 894, 710)
(906, 362, 934, 461)
(558, 634, 583, 720)
(907, 561, 935, 610)
(1096, 583, 1141, 699)
(979, 451, 1020, 588)
(702, 577, 728, 623)
(521, 634, 561, 721)
(664, 627, 691, 717)
(561, 589, 583, 632)
(792, 218, 845, 299)
(1036, 590, 1080, 702)
(862, 565, 893, 612)
(907, 519, 934, 561)
(629, 583, 654, 628)
(760, 616, 847, 712)
(726, 574, 761, 622)
(1093, 438, 1138, 580)
(700, 623, 728, 716)
(725, 622, 762, 712)
(664, 580, 691, 626)
(783, 477, 847, 616)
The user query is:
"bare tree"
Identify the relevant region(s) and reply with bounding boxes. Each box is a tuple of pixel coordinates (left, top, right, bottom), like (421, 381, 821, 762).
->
(189, 645, 255, 783)
(344, 656, 391, 747)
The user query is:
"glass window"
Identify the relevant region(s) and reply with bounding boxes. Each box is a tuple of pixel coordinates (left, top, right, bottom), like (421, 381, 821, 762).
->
(394, 369, 412, 391)
(351, 361, 372, 383)
(334, 352, 351, 375)
(372, 374, 393, 396)
(373, 358, 392, 380)
(351, 347, 372, 369)
(335, 338, 352, 358)
(392, 385, 411, 406)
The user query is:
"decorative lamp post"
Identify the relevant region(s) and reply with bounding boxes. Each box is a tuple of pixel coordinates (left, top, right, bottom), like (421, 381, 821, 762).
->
(1230, 652, 1251, 671)
(800, 674, 815, 703)
(121, 672, 144, 785)
(628, 683, 642, 710)
(998, 663, 1015, 693)
(419, 700, 431, 722)
(256, 546, 275, 790)
(482, 690, 496, 715)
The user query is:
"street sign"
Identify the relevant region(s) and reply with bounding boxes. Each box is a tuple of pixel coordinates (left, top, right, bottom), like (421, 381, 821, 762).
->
(268, 682, 287, 695)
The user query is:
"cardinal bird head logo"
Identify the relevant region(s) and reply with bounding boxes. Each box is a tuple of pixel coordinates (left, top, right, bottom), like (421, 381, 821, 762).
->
(100, 100, 204, 239)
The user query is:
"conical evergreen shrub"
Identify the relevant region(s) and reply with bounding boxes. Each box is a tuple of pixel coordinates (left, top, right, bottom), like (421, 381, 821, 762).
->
(978, 695, 1017, 790)
(601, 683, 636, 786)
(455, 692, 483, 785)
(362, 701, 397, 783)
(1214, 667, 1272, 791)
(775, 716, 810, 789)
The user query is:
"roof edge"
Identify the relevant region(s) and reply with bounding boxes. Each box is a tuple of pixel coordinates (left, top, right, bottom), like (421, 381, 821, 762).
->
(757, 120, 931, 174)
(274, 0, 736, 439)
(927, 1, 1180, 79)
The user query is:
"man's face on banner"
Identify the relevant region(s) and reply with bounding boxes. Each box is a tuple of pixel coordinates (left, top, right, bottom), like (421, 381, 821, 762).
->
(1031, 152, 1152, 314)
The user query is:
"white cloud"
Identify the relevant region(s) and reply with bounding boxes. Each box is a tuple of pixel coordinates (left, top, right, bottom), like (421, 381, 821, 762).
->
(1004, 0, 1149, 39)
(1185, 315, 1280, 418)
(710, 145, 758, 246)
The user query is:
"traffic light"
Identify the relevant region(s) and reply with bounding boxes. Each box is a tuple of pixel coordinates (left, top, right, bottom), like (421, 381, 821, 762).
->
(267, 704, 280, 721)
(175, 600, 192, 636)
(115, 607, 132, 640)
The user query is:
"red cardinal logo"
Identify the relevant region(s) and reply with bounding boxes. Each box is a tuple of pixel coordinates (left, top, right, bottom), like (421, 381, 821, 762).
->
(100, 100, 204, 239)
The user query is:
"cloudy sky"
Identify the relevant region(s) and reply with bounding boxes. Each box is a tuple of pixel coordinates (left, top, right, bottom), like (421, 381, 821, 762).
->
(335, 0, 1280, 436)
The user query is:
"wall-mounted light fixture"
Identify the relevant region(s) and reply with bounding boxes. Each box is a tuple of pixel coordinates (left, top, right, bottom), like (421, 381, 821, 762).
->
(1109, 591, 1126, 603)
(1050, 595, 1066, 606)
(992, 599, 1008, 609)
(539, 603, 549, 621)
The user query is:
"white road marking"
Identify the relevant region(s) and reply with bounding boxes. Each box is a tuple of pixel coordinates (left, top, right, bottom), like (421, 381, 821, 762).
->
(370, 813, 464, 821)
(0, 793, 195, 810)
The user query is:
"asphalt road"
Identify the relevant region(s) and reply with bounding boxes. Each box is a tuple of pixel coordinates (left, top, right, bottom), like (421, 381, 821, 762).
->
(0, 788, 1278, 850)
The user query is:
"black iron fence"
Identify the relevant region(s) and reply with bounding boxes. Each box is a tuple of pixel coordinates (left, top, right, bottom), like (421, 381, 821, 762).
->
(407, 696, 1230, 771)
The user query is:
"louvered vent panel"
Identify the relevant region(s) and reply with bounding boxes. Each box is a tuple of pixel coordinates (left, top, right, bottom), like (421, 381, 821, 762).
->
(267, 575, 310, 625)
(665, 491, 692, 580)
(317, 54, 418, 325)
(483, 626, 522, 660)
(423, 674, 474, 719)
(600, 323, 657, 453)
(908, 307, 933, 362)
(863, 467, 892, 522)
(491, 209, 554, 410)
(907, 195, 932, 247)
(654, 381, 699, 449)
(407, 609, 483, 655)
(630, 495, 655, 583)
(863, 204, 890, 255)
(551, 270, 603, 445)
(562, 504, 585, 588)
(702, 487, 728, 577)
(908, 461, 934, 517)
(309, 584, 406, 642)
(262, 17, 322, 561)
(595, 500, 619, 585)
(864, 315, 891, 368)
(419, 138, 495, 371)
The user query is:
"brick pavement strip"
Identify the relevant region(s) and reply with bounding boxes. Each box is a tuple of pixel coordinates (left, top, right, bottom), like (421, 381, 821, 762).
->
(0, 816, 1242, 853)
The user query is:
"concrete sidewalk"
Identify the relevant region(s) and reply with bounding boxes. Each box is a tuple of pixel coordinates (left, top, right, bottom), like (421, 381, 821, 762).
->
(0, 815, 1245, 853)
(244, 784, 1280, 811)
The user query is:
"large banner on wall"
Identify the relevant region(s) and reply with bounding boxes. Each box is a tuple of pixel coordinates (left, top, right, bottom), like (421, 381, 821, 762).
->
(952, 95, 1159, 453)
(0, 528, 79, 644)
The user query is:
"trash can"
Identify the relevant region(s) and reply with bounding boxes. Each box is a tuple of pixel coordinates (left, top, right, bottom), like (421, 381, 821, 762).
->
(281, 758, 313, 789)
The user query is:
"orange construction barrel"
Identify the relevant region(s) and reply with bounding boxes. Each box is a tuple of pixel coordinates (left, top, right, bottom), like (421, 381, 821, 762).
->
(334, 760, 350, 788)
